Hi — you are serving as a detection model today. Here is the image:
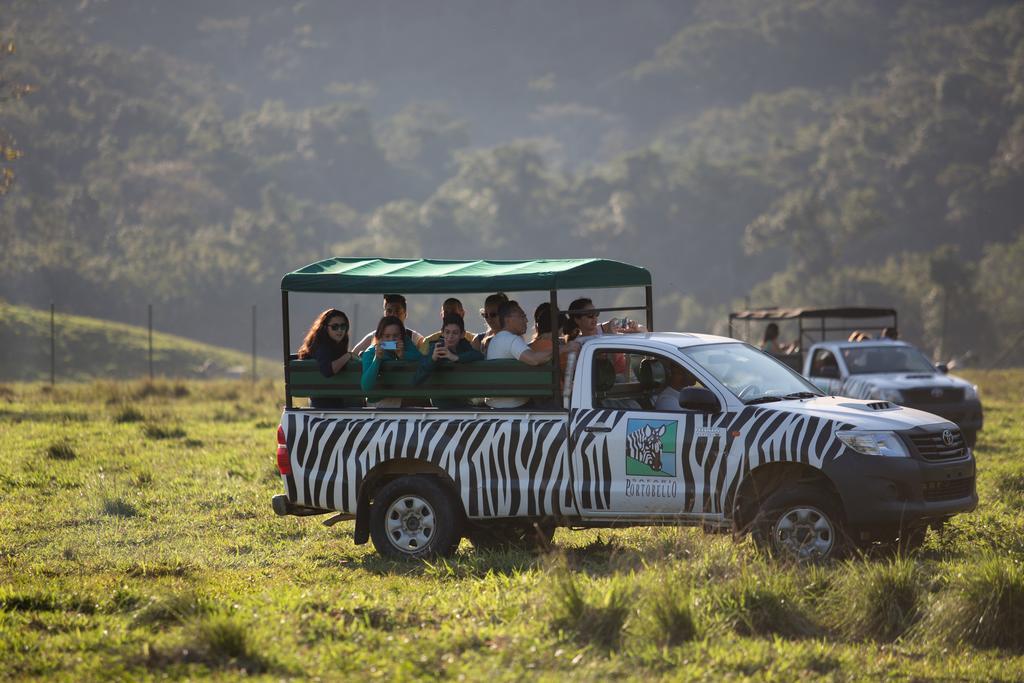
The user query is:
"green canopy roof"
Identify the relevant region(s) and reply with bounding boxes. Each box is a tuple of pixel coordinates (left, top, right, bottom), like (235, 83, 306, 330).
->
(281, 258, 652, 294)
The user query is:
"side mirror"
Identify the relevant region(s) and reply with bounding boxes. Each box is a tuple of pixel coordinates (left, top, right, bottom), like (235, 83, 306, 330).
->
(936, 363, 949, 374)
(816, 366, 840, 379)
(678, 387, 719, 413)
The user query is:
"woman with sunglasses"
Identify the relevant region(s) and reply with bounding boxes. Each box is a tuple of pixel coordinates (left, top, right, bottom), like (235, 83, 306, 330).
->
(563, 297, 638, 375)
(297, 309, 359, 408)
(473, 292, 509, 353)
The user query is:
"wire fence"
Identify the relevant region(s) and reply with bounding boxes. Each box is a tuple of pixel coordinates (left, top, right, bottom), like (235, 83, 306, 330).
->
(24, 301, 265, 385)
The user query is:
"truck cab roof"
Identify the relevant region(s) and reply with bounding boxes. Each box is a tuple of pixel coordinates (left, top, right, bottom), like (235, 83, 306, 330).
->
(809, 339, 909, 352)
(577, 332, 737, 352)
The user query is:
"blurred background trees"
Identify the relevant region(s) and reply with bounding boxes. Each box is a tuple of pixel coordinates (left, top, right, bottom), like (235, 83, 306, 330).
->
(1, 0, 1021, 363)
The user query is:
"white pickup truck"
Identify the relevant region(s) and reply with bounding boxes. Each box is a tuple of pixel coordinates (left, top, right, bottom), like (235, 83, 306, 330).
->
(272, 260, 977, 562)
(802, 339, 983, 447)
(729, 307, 983, 447)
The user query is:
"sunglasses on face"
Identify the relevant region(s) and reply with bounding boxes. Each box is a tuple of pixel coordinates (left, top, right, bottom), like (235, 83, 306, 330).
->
(328, 323, 348, 332)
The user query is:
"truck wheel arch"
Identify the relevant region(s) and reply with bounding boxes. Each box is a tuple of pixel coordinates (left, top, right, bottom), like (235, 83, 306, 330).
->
(730, 462, 843, 535)
(354, 460, 463, 545)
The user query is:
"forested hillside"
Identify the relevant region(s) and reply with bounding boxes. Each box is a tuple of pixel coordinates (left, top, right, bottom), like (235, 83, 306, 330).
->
(1, 0, 1022, 365)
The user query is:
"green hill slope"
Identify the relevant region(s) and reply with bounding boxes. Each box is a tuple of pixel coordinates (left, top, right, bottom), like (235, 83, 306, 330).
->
(0, 303, 277, 381)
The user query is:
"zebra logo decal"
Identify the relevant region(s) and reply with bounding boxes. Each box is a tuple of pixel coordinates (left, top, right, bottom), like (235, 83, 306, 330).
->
(625, 419, 677, 478)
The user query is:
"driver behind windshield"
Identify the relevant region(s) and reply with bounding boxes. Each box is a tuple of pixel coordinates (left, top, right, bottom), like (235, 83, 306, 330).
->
(655, 362, 698, 411)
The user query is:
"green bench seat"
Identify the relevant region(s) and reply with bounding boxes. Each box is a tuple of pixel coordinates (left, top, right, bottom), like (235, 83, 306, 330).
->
(287, 359, 557, 400)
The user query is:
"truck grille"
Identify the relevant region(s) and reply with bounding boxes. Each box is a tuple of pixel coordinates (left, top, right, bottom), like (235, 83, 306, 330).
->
(923, 477, 974, 502)
(909, 430, 967, 461)
(903, 387, 965, 403)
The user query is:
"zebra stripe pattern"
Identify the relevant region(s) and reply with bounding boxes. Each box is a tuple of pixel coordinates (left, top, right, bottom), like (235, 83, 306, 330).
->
(282, 412, 574, 519)
(281, 405, 854, 522)
(625, 423, 667, 470)
(841, 377, 877, 400)
(570, 406, 853, 517)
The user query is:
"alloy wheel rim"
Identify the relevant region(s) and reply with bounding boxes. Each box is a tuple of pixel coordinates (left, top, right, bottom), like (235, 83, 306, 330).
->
(773, 505, 834, 561)
(385, 495, 436, 553)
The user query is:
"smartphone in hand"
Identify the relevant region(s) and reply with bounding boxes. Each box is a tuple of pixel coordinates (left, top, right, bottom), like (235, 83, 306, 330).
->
(380, 340, 398, 351)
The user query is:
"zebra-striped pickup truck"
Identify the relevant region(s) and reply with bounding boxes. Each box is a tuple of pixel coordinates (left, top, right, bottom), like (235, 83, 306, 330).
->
(272, 332, 977, 562)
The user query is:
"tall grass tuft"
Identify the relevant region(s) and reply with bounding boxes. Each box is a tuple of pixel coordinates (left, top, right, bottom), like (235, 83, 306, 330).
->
(648, 579, 699, 646)
(45, 439, 77, 460)
(132, 591, 210, 627)
(921, 556, 1024, 651)
(549, 568, 632, 649)
(186, 611, 270, 673)
(142, 422, 186, 440)
(101, 497, 139, 518)
(704, 571, 819, 638)
(113, 405, 145, 423)
(827, 557, 923, 642)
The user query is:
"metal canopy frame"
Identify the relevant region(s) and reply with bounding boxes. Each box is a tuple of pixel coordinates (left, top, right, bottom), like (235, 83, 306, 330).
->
(281, 258, 654, 409)
(728, 307, 898, 352)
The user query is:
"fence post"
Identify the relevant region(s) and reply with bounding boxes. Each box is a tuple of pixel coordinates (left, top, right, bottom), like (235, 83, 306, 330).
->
(148, 303, 153, 380)
(252, 304, 257, 384)
(50, 302, 55, 386)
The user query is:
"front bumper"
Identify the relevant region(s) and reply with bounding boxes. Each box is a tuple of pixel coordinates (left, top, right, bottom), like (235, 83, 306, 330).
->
(825, 442, 976, 529)
(901, 398, 984, 432)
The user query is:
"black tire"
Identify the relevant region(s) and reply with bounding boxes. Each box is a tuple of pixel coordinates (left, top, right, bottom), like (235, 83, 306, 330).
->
(369, 476, 462, 560)
(750, 484, 848, 563)
(962, 430, 977, 449)
(467, 520, 555, 552)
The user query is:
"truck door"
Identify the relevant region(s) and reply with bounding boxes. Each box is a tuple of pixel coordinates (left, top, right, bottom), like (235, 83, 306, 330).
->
(570, 348, 727, 519)
(808, 348, 843, 394)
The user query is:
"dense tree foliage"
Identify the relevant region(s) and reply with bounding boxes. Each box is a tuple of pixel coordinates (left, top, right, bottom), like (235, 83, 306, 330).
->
(1, 1, 1021, 363)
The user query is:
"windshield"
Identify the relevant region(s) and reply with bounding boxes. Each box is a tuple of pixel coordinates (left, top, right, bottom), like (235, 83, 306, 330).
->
(680, 342, 822, 404)
(841, 345, 935, 375)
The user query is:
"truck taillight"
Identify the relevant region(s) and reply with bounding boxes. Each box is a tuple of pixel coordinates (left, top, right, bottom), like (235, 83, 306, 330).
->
(276, 425, 291, 475)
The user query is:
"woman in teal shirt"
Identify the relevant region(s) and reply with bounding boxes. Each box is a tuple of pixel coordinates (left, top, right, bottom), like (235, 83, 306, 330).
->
(360, 315, 423, 407)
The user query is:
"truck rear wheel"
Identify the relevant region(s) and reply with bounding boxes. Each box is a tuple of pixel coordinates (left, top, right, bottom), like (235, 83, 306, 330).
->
(750, 485, 848, 562)
(369, 476, 462, 560)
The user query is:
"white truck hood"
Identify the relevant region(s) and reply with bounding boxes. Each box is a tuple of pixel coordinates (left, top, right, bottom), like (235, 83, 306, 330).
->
(843, 372, 971, 391)
(761, 396, 954, 431)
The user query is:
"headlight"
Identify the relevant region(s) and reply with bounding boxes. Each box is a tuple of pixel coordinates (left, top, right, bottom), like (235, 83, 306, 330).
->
(964, 384, 979, 400)
(870, 388, 903, 403)
(837, 431, 910, 457)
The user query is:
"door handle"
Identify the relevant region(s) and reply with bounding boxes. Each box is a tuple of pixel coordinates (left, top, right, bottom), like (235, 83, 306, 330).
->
(584, 426, 613, 433)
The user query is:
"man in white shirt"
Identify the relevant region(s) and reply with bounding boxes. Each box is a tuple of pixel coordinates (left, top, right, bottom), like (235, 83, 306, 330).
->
(655, 363, 699, 411)
(351, 294, 424, 354)
(485, 300, 552, 409)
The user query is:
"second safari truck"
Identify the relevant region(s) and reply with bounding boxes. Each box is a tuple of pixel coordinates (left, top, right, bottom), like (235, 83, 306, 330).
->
(272, 258, 977, 562)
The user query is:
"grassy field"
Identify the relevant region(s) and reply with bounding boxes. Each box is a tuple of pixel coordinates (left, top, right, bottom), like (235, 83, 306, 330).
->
(1, 371, 1023, 680)
(0, 302, 277, 381)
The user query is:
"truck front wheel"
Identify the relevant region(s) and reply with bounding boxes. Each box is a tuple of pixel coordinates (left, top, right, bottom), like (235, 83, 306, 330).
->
(369, 476, 462, 560)
(750, 485, 848, 562)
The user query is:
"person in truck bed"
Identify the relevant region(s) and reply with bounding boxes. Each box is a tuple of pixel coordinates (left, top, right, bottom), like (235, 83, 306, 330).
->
(418, 298, 476, 353)
(352, 294, 424, 354)
(485, 300, 552, 409)
(360, 315, 423, 408)
(474, 292, 509, 353)
(297, 308, 360, 409)
(414, 313, 484, 408)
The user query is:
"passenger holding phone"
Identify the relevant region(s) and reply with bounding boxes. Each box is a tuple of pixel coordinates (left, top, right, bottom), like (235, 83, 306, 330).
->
(414, 314, 484, 406)
(360, 315, 423, 406)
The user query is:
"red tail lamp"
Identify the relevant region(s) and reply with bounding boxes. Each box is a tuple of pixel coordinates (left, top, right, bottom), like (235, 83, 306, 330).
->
(276, 425, 291, 475)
